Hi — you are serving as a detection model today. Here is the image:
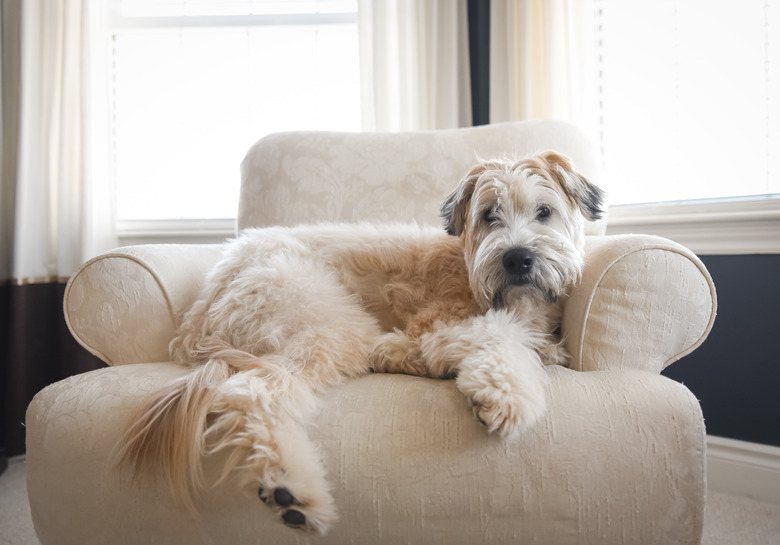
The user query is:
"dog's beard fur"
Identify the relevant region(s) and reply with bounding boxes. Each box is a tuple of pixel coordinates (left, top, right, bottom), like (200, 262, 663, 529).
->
(468, 227, 584, 309)
(117, 150, 605, 535)
(446, 152, 603, 312)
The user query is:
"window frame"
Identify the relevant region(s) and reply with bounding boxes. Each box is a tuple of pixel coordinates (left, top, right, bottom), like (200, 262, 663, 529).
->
(593, 0, 780, 255)
(107, 1, 359, 242)
(115, 199, 780, 254)
(107, 12, 357, 29)
(110, 3, 780, 254)
(606, 197, 780, 255)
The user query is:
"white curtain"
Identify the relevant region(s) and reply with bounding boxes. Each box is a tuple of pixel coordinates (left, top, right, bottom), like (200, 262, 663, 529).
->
(1, 0, 112, 458)
(358, 0, 472, 132)
(0, 0, 114, 284)
(490, 0, 598, 137)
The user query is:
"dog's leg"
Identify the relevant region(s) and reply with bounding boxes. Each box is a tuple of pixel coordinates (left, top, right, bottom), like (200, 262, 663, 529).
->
(537, 340, 571, 367)
(368, 331, 430, 377)
(419, 309, 549, 438)
(199, 285, 378, 532)
(369, 330, 459, 378)
(205, 365, 337, 533)
(153, 238, 382, 533)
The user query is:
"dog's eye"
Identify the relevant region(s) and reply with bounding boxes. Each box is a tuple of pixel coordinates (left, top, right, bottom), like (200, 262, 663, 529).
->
(483, 207, 499, 226)
(536, 206, 552, 221)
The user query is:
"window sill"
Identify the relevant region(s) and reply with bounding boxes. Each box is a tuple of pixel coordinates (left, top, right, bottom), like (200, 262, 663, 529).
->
(606, 196, 780, 255)
(117, 197, 780, 255)
(117, 219, 236, 246)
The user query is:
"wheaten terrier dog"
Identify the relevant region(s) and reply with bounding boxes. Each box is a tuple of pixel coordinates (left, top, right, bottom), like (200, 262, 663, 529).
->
(118, 151, 604, 534)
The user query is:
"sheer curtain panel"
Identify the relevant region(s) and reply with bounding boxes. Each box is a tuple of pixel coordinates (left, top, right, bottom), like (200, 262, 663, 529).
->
(1, 0, 110, 458)
(358, 0, 472, 131)
(490, 0, 598, 138)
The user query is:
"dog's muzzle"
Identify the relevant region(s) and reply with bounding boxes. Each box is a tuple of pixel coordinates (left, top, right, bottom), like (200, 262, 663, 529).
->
(502, 248, 535, 285)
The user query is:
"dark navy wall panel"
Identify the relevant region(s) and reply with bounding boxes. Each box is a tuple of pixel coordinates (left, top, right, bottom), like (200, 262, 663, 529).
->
(662, 254, 780, 447)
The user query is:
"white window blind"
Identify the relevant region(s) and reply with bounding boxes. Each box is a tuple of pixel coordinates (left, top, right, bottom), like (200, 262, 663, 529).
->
(109, 0, 361, 222)
(596, 0, 780, 206)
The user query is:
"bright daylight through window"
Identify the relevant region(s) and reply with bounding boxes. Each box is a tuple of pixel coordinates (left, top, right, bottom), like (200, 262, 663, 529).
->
(110, 0, 361, 221)
(110, 1, 780, 225)
(597, 0, 780, 205)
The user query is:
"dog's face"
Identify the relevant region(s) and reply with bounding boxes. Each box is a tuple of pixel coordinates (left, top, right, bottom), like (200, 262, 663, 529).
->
(441, 151, 605, 311)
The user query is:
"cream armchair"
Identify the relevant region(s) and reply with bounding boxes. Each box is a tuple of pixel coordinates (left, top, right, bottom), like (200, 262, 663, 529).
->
(26, 121, 716, 545)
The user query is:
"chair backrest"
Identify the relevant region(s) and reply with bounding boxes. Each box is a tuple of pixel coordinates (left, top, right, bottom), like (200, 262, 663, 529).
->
(238, 120, 606, 235)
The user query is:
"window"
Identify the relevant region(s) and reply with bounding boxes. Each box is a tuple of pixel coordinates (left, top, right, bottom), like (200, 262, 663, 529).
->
(596, 0, 780, 206)
(108, 0, 361, 223)
(108, 2, 778, 252)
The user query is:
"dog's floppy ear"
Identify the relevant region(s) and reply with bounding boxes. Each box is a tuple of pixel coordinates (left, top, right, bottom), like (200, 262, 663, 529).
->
(540, 151, 606, 222)
(441, 163, 486, 236)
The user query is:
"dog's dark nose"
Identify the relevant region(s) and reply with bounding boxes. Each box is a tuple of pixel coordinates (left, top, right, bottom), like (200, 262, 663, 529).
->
(503, 248, 534, 280)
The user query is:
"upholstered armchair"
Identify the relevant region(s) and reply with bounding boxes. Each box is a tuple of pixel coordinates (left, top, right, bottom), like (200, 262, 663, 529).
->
(26, 120, 716, 544)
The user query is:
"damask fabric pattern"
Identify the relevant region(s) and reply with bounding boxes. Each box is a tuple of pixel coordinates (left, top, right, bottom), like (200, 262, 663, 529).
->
(238, 120, 608, 235)
(26, 364, 705, 545)
(64, 244, 224, 365)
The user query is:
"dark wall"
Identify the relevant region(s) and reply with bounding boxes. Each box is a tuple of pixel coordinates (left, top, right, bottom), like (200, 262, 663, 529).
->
(662, 254, 780, 447)
(1, 283, 105, 457)
(467, 0, 490, 126)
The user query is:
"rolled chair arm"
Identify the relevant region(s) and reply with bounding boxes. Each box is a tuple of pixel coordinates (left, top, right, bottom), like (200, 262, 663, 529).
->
(63, 244, 225, 365)
(66, 234, 717, 374)
(563, 235, 717, 373)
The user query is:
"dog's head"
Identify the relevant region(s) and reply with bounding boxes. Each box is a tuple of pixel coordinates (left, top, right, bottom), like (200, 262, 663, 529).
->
(441, 151, 605, 310)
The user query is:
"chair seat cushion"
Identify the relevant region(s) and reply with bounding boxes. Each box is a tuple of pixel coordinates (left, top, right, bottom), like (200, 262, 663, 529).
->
(26, 363, 705, 545)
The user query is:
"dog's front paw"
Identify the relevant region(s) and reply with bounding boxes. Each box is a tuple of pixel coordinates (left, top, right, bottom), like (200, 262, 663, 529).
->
(468, 384, 547, 438)
(456, 354, 549, 438)
(538, 340, 570, 367)
(369, 331, 429, 376)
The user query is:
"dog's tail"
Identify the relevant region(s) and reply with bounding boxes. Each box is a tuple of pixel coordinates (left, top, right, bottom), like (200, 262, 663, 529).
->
(116, 338, 283, 513)
(115, 356, 232, 512)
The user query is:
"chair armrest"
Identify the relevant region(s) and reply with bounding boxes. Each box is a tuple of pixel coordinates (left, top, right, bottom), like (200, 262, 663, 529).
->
(562, 235, 717, 373)
(64, 244, 225, 365)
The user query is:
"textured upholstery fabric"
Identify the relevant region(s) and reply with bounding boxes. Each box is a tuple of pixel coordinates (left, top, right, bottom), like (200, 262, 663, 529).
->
(238, 120, 607, 236)
(29, 120, 717, 544)
(27, 364, 705, 545)
(64, 244, 224, 365)
(564, 235, 717, 374)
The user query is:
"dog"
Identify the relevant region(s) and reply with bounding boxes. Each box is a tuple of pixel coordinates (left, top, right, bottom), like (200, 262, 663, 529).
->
(117, 151, 604, 534)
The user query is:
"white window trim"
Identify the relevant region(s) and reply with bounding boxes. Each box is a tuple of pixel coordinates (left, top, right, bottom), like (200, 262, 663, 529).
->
(117, 197, 780, 255)
(108, 13, 357, 29)
(606, 197, 780, 255)
(117, 218, 236, 246)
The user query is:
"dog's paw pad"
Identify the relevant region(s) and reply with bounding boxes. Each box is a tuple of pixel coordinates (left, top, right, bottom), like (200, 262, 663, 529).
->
(255, 482, 336, 533)
(258, 488, 271, 504)
(274, 487, 296, 507)
(282, 509, 306, 528)
(258, 487, 300, 508)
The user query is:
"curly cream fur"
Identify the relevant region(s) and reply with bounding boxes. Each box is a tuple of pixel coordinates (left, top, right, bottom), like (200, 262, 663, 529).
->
(117, 152, 604, 534)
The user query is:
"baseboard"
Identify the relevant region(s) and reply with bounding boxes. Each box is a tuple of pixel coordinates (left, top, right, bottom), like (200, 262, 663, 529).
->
(707, 435, 780, 504)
